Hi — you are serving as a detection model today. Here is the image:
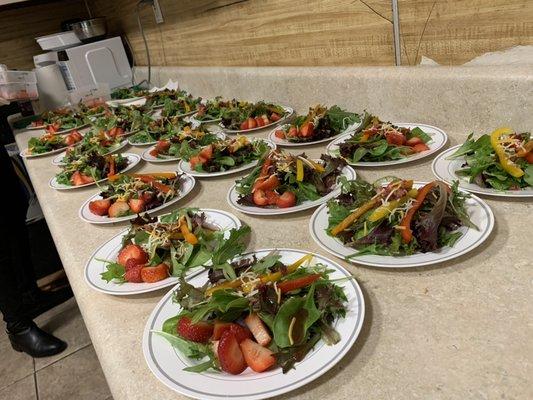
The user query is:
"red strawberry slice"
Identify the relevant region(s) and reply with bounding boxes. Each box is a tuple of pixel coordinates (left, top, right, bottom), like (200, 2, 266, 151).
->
(218, 330, 247, 375)
(128, 198, 145, 214)
(177, 316, 214, 343)
(124, 265, 143, 283)
(240, 338, 276, 372)
(88, 199, 111, 216)
(140, 263, 169, 283)
(244, 313, 271, 346)
(117, 244, 148, 267)
(213, 321, 233, 340)
(213, 322, 252, 343)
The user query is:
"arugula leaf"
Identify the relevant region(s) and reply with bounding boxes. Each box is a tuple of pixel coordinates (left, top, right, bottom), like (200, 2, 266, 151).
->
(408, 127, 432, 143)
(100, 262, 125, 283)
(252, 254, 282, 274)
(152, 331, 210, 359)
(326, 106, 360, 132)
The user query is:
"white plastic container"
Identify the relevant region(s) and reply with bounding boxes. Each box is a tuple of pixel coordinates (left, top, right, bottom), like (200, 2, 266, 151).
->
(0, 70, 37, 84)
(36, 32, 81, 51)
(0, 68, 38, 101)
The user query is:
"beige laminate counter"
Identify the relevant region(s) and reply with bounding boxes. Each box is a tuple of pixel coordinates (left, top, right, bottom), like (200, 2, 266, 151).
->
(15, 66, 532, 400)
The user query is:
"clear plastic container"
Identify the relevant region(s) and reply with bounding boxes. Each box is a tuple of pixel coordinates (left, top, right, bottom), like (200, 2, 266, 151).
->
(0, 70, 37, 84)
(0, 82, 39, 101)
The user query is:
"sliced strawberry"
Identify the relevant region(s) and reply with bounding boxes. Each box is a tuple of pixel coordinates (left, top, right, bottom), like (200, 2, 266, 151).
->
(287, 126, 298, 138)
(253, 189, 269, 206)
(229, 324, 253, 343)
(244, 313, 271, 346)
(274, 129, 285, 139)
(218, 330, 247, 375)
(71, 171, 91, 186)
(276, 191, 296, 208)
(246, 117, 257, 129)
(213, 321, 233, 340)
(406, 137, 423, 146)
(155, 140, 171, 152)
(261, 114, 270, 125)
(140, 263, 169, 283)
(128, 198, 146, 214)
(385, 131, 406, 146)
(255, 117, 265, 127)
(270, 112, 281, 121)
(125, 258, 142, 271)
(299, 122, 314, 138)
(177, 316, 214, 343)
(198, 144, 213, 161)
(240, 120, 249, 130)
(117, 244, 148, 267)
(265, 190, 280, 205)
(140, 191, 155, 203)
(240, 338, 276, 373)
(412, 143, 430, 153)
(149, 148, 159, 157)
(88, 198, 111, 216)
(108, 201, 130, 218)
(255, 174, 280, 191)
(189, 155, 205, 170)
(124, 265, 143, 283)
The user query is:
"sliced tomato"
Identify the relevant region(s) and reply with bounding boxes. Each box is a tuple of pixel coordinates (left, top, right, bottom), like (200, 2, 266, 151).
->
(275, 191, 296, 208)
(278, 273, 321, 293)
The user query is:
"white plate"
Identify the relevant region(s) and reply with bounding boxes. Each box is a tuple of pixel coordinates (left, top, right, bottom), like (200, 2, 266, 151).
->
(142, 248, 364, 400)
(79, 174, 196, 224)
(221, 106, 293, 134)
(128, 137, 158, 146)
(25, 125, 45, 130)
(51, 139, 129, 166)
(106, 96, 146, 108)
(227, 165, 356, 215)
(84, 209, 242, 295)
(309, 181, 494, 268)
(20, 145, 72, 159)
(178, 140, 276, 178)
(326, 122, 448, 167)
(431, 145, 533, 198)
(48, 153, 141, 190)
(268, 120, 361, 147)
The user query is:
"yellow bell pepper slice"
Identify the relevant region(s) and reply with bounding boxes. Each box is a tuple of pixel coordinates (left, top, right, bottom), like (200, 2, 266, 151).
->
(205, 254, 314, 296)
(309, 160, 325, 173)
(368, 189, 418, 222)
(490, 127, 524, 178)
(296, 159, 304, 181)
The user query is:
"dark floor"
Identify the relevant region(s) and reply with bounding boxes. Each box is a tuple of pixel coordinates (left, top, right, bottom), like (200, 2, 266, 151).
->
(0, 298, 112, 400)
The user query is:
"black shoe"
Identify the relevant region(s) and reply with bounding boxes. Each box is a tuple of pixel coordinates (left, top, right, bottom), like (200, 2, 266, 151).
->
(8, 322, 67, 358)
(22, 287, 73, 320)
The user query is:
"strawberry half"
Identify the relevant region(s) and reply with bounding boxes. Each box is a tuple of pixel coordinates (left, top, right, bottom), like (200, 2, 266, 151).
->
(218, 330, 247, 375)
(117, 244, 148, 267)
(240, 338, 276, 373)
(244, 313, 271, 346)
(124, 265, 143, 283)
(140, 263, 169, 283)
(88, 199, 111, 216)
(177, 316, 214, 343)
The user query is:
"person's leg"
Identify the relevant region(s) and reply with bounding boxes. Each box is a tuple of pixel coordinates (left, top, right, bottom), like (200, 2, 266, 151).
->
(0, 144, 67, 357)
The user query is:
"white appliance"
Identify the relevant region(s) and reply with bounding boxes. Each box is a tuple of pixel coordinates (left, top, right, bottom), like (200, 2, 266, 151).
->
(34, 36, 132, 92)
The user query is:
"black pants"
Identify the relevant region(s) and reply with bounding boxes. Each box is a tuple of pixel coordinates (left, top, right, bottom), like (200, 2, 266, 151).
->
(0, 144, 37, 327)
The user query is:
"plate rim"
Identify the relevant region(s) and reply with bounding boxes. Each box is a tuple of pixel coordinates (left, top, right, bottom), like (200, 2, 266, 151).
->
(431, 144, 533, 198)
(326, 122, 448, 167)
(83, 208, 242, 295)
(309, 181, 495, 268)
(142, 247, 365, 400)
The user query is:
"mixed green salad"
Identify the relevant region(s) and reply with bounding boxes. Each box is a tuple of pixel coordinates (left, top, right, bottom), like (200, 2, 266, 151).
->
(448, 128, 533, 190)
(327, 177, 476, 256)
(236, 150, 346, 208)
(55, 152, 129, 186)
(160, 97, 202, 118)
(27, 131, 82, 155)
(100, 208, 250, 284)
(59, 129, 124, 164)
(156, 252, 349, 375)
(220, 100, 286, 131)
(111, 86, 147, 100)
(130, 118, 188, 144)
(92, 105, 154, 134)
(145, 89, 190, 108)
(274, 105, 360, 143)
(194, 97, 229, 122)
(148, 126, 220, 159)
(337, 113, 432, 163)
(183, 136, 271, 173)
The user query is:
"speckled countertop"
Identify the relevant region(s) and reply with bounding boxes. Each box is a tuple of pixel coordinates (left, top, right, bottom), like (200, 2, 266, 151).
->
(14, 66, 532, 400)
